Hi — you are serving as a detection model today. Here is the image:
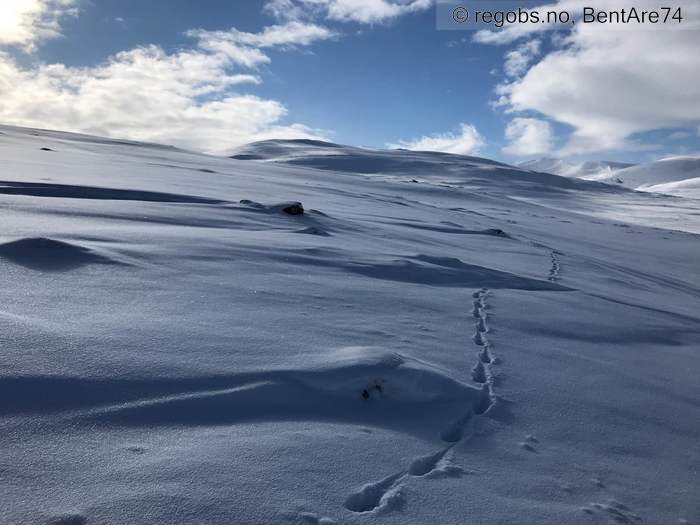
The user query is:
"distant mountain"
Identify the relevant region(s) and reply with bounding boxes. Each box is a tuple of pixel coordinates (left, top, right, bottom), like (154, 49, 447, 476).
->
(520, 155, 700, 198)
(596, 155, 700, 190)
(518, 158, 634, 180)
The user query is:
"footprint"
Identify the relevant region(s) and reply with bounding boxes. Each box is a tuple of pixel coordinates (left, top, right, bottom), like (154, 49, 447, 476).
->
(298, 512, 337, 524)
(409, 446, 467, 479)
(519, 442, 537, 453)
(548, 251, 562, 282)
(474, 384, 494, 415)
(478, 346, 492, 364)
(344, 472, 405, 514)
(471, 361, 487, 383)
(519, 434, 539, 453)
(408, 446, 452, 476)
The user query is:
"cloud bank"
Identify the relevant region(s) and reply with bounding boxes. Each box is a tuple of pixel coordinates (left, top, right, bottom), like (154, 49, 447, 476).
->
(0, 1, 435, 153)
(480, 0, 700, 154)
(0, 12, 335, 153)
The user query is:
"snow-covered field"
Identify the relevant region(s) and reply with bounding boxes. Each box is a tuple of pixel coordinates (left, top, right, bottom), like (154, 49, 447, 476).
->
(1, 124, 699, 525)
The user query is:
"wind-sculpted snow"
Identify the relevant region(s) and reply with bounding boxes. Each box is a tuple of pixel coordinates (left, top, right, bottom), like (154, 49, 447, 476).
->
(67, 348, 488, 436)
(0, 179, 224, 203)
(2, 348, 486, 440)
(345, 254, 572, 290)
(1, 125, 699, 525)
(0, 237, 121, 271)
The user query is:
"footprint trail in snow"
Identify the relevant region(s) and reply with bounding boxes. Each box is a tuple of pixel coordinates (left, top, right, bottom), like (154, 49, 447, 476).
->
(344, 288, 498, 514)
(548, 251, 562, 282)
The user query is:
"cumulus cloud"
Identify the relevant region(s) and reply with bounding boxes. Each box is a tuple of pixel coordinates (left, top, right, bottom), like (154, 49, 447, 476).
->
(0, 21, 334, 153)
(264, 0, 433, 24)
(479, 0, 700, 154)
(0, 0, 78, 50)
(502, 118, 553, 156)
(390, 123, 484, 155)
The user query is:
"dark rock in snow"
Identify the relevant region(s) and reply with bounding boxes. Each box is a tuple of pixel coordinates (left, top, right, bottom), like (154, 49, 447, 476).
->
(40, 147, 54, 152)
(282, 202, 304, 216)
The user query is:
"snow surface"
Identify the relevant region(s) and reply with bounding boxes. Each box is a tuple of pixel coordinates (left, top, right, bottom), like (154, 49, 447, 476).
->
(606, 155, 700, 188)
(518, 158, 634, 181)
(1, 126, 699, 524)
(644, 177, 700, 200)
(523, 155, 700, 201)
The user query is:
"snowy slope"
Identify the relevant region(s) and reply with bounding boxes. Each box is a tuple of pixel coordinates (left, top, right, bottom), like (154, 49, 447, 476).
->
(518, 157, 633, 180)
(598, 155, 700, 190)
(1, 125, 699, 525)
(520, 154, 700, 199)
(644, 176, 700, 199)
(233, 140, 628, 195)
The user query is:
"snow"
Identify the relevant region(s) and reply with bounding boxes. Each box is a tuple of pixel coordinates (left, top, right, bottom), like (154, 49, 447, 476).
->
(518, 157, 634, 180)
(1, 125, 699, 525)
(523, 154, 700, 200)
(609, 155, 700, 189)
(643, 176, 700, 199)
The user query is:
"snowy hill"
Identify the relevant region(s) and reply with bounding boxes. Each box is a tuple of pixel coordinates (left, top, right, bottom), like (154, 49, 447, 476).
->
(595, 155, 700, 193)
(643, 176, 700, 199)
(518, 157, 634, 180)
(1, 125, 699, 525)
(521, 154, 700, 199)
(233, 139, 626, 195)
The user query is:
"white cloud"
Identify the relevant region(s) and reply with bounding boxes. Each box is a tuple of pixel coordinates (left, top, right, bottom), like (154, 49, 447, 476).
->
(503, 39, 540, 78)
(188, 21, 335, 50)
(479, 0, 700, 154)
(0, 21, 334, 153)
(265, 0, 433, 24)
(0, 0, 78, 51)
(502, 118, 553, 156)
(390, 123, 484, 155)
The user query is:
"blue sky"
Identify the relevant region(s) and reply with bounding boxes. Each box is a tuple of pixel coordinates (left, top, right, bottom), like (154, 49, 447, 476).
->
(1, 0, 699, 163)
